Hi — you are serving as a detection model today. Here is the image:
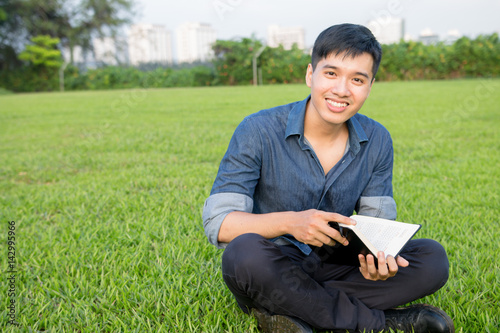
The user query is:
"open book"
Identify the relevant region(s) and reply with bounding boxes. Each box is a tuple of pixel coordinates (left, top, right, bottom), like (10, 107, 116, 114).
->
(328, 215, 421, 266)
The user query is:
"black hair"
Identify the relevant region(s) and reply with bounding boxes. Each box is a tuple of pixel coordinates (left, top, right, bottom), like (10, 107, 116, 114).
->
(311, 23, 382, 80)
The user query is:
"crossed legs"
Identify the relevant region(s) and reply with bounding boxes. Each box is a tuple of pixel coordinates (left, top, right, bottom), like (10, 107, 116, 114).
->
(221, 233, 449, 331)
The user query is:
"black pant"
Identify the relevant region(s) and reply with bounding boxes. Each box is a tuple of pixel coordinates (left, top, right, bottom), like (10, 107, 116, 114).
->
(221, 233, 449, 331)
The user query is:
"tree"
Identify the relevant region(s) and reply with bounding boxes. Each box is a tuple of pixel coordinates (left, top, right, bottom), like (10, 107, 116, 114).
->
(19, 35, 62, 68)
(63, 0, 136, 64)
(212, 38, 311, 85)
(13, 35, 62, 91)
(0, 0, 136, 68)
(260, 44, 309, 84)
(212, 37, 264, 85)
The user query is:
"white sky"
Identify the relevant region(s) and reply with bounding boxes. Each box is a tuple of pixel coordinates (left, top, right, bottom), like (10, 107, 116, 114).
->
(133, 0, 500, 47)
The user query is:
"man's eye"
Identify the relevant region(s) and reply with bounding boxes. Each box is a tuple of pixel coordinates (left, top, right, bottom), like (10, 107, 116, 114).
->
(353, 78, 364, 83)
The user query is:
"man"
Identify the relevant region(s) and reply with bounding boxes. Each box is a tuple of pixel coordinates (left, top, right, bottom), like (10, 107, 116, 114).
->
(203, 23, 454, 333)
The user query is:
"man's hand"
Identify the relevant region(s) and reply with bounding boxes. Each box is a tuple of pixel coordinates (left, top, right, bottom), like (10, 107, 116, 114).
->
(358, 252, 409, 281)
(288, 209, 356, 247)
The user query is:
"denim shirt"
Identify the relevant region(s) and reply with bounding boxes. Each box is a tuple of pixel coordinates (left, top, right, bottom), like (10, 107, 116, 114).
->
(203, 96, 397, 254)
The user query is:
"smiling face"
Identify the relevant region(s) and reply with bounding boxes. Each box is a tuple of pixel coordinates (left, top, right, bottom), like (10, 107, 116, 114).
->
(305, 51, 375, 131)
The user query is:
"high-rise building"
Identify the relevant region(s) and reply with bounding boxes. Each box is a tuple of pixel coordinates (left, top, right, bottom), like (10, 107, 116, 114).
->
(419, 28, 440, 45)
(367, 17, 405, 45)
(62, 45, 85, 64)
(267, 25, 305, 50)
(62, 36, 127, 68)
(93, 37, 128, 65)
(128, 24, 173, 65)
(443, 30, 461, 45)
(176, 22, 216, 63)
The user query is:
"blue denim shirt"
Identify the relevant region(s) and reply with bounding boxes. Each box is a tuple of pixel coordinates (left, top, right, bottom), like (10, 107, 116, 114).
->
(203, 96, 397, 254)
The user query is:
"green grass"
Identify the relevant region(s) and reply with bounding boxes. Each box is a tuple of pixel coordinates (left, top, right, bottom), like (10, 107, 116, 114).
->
(1, 80, 499, 332)
(0, 87, 13, 95)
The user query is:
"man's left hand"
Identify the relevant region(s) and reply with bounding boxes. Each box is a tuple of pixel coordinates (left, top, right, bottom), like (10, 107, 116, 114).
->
(358, 252, 409, 281)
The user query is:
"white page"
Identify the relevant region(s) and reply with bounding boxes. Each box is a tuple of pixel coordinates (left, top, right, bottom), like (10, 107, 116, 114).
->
(351, 215, 421, 257)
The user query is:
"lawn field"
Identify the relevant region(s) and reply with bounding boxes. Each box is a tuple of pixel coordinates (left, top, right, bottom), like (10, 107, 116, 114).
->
(1, 79, 499, 332)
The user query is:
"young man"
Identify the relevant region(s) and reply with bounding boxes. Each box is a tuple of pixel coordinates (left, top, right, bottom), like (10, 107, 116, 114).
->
(203, 24, 454, 333)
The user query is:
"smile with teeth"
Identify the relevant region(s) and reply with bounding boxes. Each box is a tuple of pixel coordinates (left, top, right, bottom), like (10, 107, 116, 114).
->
(327, 99, 348, 108)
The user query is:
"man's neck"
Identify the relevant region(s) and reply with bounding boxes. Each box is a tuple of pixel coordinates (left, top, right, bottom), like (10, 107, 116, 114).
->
(303, 103, 349, 145)
(303, 105, 350, 174)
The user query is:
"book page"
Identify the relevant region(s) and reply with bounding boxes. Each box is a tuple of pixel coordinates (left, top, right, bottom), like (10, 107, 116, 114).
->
(351, 215, 421, 257)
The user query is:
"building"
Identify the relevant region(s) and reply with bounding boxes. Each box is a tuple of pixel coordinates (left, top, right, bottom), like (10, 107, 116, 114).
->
(367, 17, 405, 45)
(93, 37, 128, 65)
(443, 30, 461, 45)
(419, 28, 440, 45)
(128, 24, 173, 65)
(176, 22, 216, 63)
(267, 25, 305, 50)
(62, 45, 85, 65)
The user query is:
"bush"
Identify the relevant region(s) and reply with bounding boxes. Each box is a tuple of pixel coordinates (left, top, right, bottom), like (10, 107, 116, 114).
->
(377, 33, 500, 81)
(62, 65, 216, 91)
(261, 44, 310, 84)
(1, 33, 498, 92)
(0, 66, 59, 92)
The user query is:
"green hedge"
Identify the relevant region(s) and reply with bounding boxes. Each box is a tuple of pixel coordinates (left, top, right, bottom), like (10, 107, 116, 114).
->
(1, 34, 498, 93)
(63, 65, 216, 91)
(377, 34, 500, 81)
(0, 67, 59, 92)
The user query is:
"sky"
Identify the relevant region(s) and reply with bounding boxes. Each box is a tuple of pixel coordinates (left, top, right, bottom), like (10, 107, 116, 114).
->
(132, 0, 500, 47)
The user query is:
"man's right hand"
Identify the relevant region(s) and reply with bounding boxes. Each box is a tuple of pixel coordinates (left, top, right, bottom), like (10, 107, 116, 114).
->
(218, 209, 356, 246)
(287, 209, 356, 247)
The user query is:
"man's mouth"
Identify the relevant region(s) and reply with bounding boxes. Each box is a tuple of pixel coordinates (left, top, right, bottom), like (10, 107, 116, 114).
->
(326, 99, 349, 108)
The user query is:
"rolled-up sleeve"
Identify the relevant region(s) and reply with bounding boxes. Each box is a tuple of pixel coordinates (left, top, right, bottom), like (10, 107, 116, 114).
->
(202, 192, 254, 248)
(202, 116, 262, 249)
(357, 196, 397, 220)
(356, 124, 397, 220)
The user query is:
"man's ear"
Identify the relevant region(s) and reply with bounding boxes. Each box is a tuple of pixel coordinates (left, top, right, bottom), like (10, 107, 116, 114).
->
(305, 63, 313, 88)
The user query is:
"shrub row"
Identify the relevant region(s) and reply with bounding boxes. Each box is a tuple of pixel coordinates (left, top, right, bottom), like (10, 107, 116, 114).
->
(0, 33, 498, 93)
(377, 34, 500, 81)
(63, 65, 215, 91)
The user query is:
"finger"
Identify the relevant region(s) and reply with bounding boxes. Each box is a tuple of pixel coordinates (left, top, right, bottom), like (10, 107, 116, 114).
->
(312, 233, 336, 247)
(326, 239, 337, 247)
(366, 254, 378, 277)
(358, 254, 368, 276)
(376, 252, 389, 277)
(321, 223, 349, 245)
(386, 255, 399, 276)
(307, 238, 325, 247)
(396, 255, 409, 267)
(325, 212, 357, 226)
(358, 254, 367, 269)
(319, 234, 336, 247)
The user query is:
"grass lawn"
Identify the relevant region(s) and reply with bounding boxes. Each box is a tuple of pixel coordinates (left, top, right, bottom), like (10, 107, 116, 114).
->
(1, 79, 499, 332)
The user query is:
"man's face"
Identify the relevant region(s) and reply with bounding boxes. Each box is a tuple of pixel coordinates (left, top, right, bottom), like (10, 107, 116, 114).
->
(305, 52, 374, 128)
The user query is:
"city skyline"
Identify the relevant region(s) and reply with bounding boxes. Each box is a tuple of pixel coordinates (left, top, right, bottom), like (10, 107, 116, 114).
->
(65, 0, 500, 66)
(133, 0, 500, 48)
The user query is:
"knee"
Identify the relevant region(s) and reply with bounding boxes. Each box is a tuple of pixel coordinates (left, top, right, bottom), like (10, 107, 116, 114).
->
(407, 239, 450, 291)
(222, 233, 275, 278)
(422, 238, 449, 277)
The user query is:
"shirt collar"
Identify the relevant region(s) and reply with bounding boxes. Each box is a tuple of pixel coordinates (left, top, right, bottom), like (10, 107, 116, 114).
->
(285, 95, 369, 154)
(285, 97, 307, 139)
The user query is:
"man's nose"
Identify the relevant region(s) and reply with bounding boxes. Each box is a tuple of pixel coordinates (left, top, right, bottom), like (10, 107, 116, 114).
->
(330, 78, 351, 97)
